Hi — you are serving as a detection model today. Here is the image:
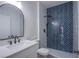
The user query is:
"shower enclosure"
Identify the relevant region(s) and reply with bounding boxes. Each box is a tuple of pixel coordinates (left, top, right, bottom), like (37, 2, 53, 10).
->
(47, 2, 73, 53)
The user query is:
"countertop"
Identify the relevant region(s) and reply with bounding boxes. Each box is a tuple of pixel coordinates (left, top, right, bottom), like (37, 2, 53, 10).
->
(0, 40, 38, 58)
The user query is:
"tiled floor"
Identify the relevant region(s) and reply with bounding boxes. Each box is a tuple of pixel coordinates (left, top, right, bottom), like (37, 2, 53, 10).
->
(37, 54, 55, 58)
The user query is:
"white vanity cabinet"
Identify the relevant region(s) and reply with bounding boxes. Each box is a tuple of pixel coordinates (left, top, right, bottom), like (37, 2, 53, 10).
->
(7, 43, 39, 58)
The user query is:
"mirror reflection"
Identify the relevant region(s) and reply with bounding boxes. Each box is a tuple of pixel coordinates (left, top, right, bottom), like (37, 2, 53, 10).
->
(0, 3, 24, 40)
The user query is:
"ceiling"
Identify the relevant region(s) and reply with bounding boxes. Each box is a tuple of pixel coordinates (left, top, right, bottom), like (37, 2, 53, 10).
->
(40, 1, 69, 8)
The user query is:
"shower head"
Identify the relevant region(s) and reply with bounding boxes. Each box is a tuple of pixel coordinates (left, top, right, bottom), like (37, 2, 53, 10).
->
(44, 15, 52, 18)
(44, 15, 54, 20)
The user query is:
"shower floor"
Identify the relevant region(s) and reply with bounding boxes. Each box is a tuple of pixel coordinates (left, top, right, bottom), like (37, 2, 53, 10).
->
(48, 48, 77, 58)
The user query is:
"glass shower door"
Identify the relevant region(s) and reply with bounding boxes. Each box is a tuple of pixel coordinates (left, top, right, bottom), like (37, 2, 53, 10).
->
(47, 1, 73, 53)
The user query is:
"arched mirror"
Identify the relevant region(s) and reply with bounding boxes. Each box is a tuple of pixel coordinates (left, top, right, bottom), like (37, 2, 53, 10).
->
(0, 2, 24, 40)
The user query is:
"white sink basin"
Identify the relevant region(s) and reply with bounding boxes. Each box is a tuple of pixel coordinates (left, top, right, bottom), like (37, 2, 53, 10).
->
(6, 40, 35, 50)
(6, 40, 37, 50)
(7, 42, 25, 50)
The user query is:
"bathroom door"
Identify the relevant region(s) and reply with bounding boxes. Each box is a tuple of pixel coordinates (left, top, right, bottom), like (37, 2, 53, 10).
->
(47, 2, 73, 53)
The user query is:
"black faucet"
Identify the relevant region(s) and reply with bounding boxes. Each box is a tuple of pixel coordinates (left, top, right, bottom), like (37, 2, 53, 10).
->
(10, 35, 17, 44)
(8, 40, 12, 45)
(8, 35, 20, 44)
(8, 35, 14, 45)
(14, 37, 16, 44)
(14, 35, 18, 44)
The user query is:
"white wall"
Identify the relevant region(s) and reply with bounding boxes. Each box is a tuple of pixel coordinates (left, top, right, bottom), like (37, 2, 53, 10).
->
(73, 1, 79, 57)
(73, 1, 78, 54)
(39, 2, 47, 48)
(21, 1, 38, 40)
(78, 2, 79, 57)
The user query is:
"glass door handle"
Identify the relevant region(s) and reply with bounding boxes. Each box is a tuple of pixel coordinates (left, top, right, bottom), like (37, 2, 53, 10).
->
(60, 26, 64, 36)
(60, 26, 64, 45)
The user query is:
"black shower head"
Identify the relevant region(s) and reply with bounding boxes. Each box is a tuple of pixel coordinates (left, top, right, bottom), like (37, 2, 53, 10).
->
(44, 15, 54, 20)
(44, 15, 52, 18)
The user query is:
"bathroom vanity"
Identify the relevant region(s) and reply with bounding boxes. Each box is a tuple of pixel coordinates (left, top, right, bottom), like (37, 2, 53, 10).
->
(0, 2, 39, 58)
(0, 40, 39, 58)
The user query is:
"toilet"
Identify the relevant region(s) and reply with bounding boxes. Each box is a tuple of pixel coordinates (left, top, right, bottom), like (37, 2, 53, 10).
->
(37, 48, 49, 58)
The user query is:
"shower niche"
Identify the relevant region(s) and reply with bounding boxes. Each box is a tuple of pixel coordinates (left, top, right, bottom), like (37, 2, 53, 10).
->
(0, 2, 24, 40)
(47, 2, 73, 53)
